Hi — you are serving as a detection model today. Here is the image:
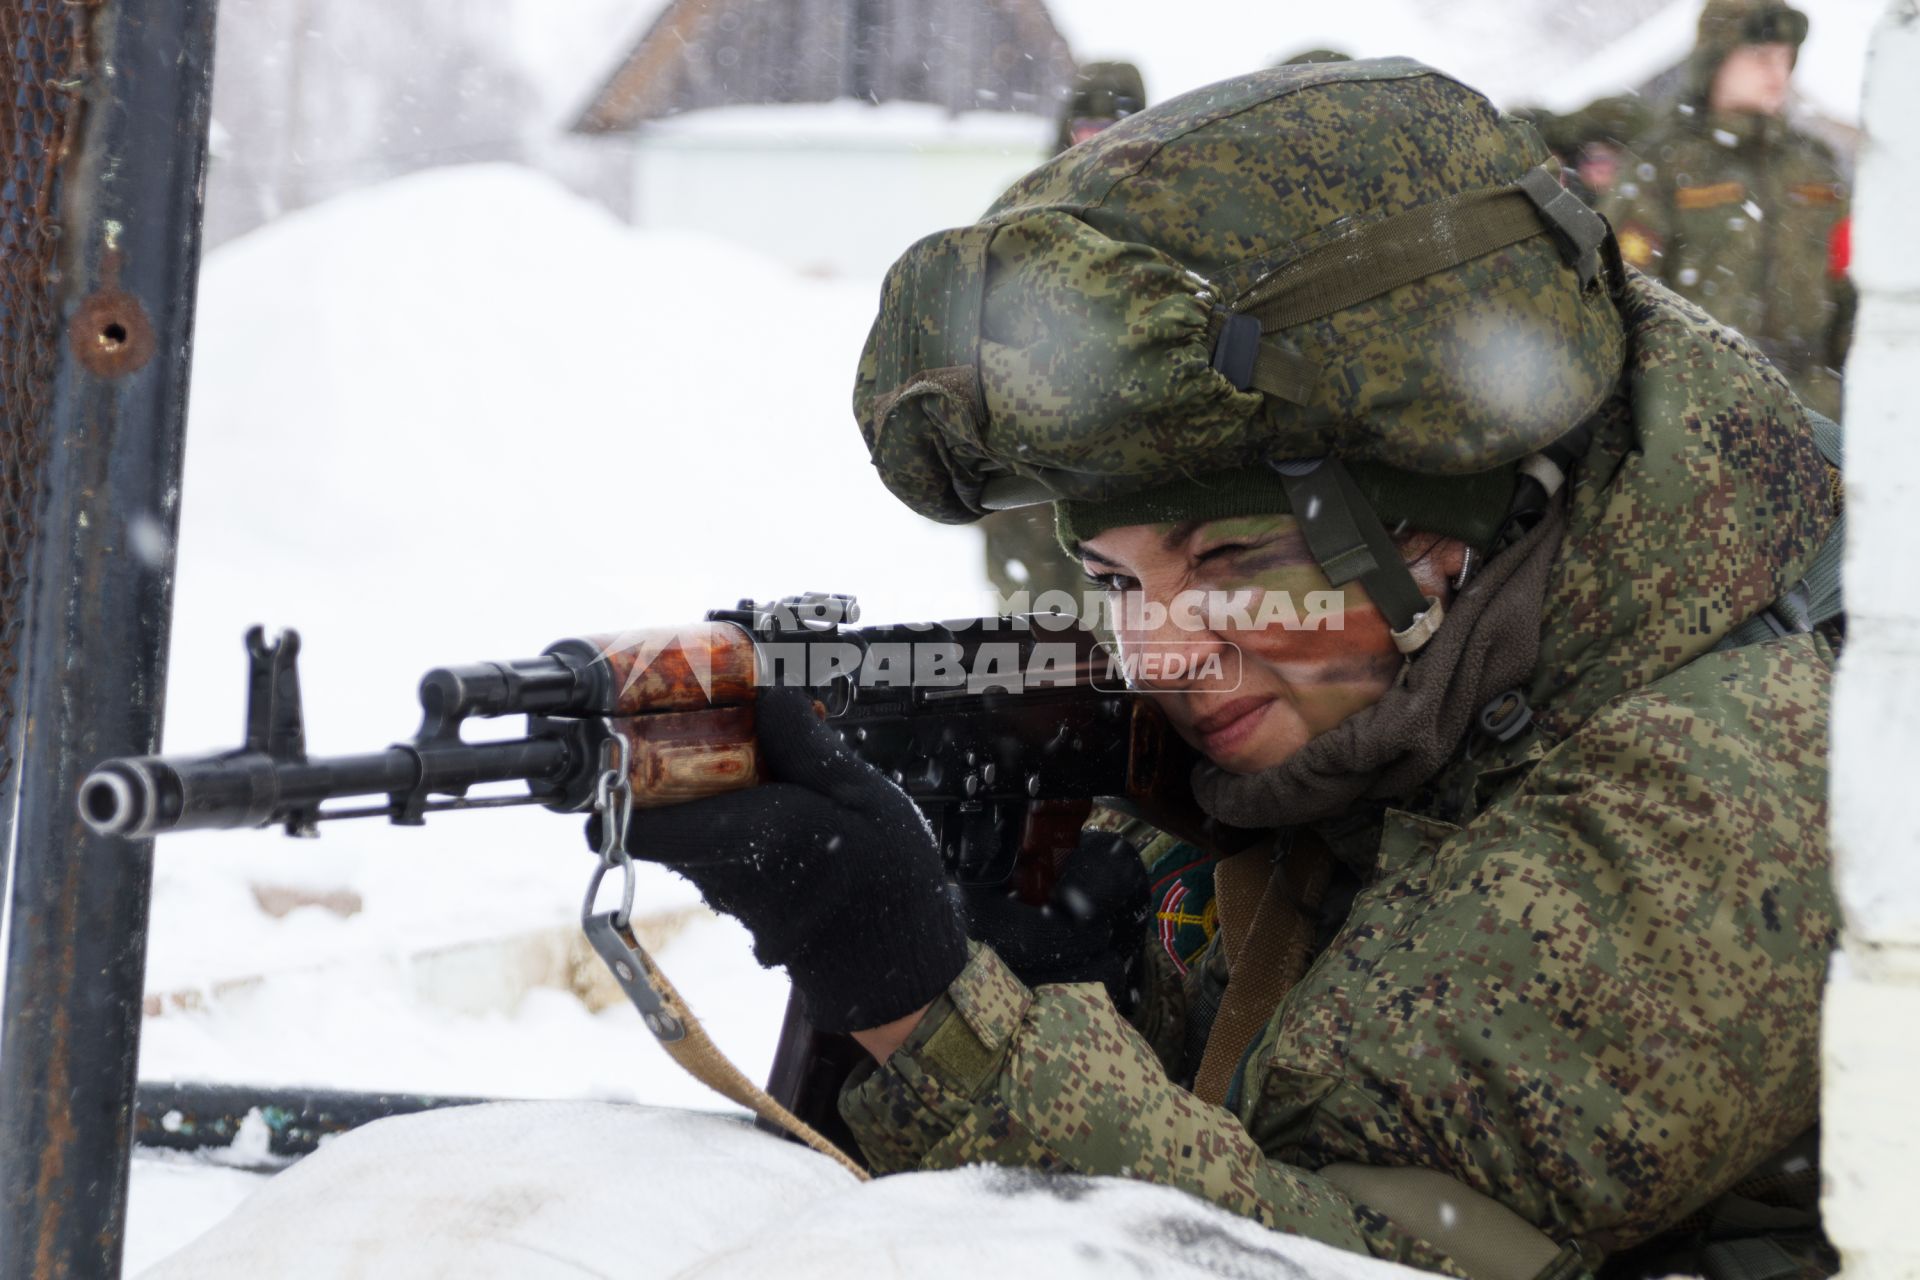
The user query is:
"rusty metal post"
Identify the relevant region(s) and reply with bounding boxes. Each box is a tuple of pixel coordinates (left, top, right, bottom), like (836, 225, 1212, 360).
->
(0, 0, 217, 1274)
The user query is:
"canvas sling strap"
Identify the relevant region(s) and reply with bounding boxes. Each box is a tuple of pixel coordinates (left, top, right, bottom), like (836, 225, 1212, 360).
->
(581, 739, 870, 1181)
(581, 896, 868, 1181)
(1191, 832, 1335, 1107)
(1188, 831, 1577, 1280)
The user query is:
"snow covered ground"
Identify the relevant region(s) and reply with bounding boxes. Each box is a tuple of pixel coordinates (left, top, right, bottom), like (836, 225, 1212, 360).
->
(138, 1103, 1417, 1279)
(129, 161, 991, 1269)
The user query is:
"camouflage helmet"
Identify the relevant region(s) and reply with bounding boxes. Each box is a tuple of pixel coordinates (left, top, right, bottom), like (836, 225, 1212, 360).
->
(855, 60, 1622, 540)
(1687, 0, 1808, 105)
(1054, 61, 1148, 154)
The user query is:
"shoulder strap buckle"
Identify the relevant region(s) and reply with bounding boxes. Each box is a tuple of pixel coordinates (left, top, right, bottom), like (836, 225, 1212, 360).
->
(1476, 688, 1534, 744)
(1519, 166, 1606, 289)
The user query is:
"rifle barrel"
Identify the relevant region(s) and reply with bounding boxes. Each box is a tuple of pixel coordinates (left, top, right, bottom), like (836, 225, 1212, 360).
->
(79, 736, 572, 838)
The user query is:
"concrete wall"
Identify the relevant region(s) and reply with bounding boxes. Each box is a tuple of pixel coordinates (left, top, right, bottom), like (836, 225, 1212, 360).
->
(1823, 4, 1920, 1278)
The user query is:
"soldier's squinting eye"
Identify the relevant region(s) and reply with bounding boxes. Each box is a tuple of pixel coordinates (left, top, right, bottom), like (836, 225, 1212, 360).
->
(1080, 558, 1137, 592)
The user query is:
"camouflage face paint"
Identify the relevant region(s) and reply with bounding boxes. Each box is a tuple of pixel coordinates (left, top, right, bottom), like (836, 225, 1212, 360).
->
(1080, 513, 1462, 774)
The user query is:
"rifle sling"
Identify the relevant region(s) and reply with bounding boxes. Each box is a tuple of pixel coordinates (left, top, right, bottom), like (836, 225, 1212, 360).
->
(1191, 834, 1332, 1107)
(591, 910, 870, 1180)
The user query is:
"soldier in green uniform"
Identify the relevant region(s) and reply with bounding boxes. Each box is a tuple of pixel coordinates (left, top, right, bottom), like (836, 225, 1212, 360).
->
(620, 61, 1839, 1280)
(1051, 60, 1148, 154)
(1603, 0, 1852, 420)
(981, 61, 1151, 613)
(1513, 95, 1650, 208)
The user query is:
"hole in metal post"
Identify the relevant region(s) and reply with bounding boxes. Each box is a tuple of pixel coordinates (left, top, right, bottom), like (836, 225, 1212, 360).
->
(69, 288, 155, 376)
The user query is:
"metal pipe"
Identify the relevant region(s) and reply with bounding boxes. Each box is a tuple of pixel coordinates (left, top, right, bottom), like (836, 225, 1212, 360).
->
(0, 0, 218, 1275)
(133, 1081, 494, 1163)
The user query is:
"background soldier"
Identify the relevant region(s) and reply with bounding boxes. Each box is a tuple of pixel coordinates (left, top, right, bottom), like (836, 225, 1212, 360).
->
(1049, 59, 1148, 153)
(1603, 0, 1852, 419)
(982, 60, 1150, 611)
(1514, 94, 1650, 207)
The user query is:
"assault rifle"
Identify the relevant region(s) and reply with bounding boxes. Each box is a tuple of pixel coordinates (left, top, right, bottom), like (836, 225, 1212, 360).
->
(81, 592, 1233, 1163)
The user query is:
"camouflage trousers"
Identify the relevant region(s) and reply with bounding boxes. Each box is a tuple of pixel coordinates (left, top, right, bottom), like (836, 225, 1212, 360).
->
(841, 634, 1836, 1276)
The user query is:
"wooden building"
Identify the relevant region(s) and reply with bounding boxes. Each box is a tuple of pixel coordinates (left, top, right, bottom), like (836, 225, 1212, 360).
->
(574, 0, 1078, 133)
(567, 0, 1079, 277)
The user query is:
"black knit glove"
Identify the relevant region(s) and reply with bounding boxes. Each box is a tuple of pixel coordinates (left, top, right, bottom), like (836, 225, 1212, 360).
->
(596, 686, 968, 1034)
(960, 830, 1150, 1013)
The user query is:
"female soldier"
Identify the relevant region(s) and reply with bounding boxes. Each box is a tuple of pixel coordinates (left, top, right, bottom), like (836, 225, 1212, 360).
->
(618, 60, 1839, 1280)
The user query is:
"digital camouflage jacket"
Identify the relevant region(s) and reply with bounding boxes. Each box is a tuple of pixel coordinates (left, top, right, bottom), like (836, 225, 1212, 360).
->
(1603, 109, 1851, 419)
(839, 272, 1839, 1277)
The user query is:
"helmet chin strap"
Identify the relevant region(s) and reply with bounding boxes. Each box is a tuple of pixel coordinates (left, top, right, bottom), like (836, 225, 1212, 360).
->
(1267, 456, 1444, 656)
(1498, 417, 1596, 549)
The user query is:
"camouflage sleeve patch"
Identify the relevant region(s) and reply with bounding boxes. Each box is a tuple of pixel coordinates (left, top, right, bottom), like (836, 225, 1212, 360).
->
(1598, 156, 1668, 276)
(840, 943, 1469, 1275)
(1786, 182, 1844, 207)
(1614, 220, 1663, 270)
(1673, 180, 1745, 210)
(1144, 839, 1221, 974)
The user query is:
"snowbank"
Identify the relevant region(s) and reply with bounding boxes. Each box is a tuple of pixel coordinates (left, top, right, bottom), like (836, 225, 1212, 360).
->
(135, 161, 982, 1257)
(139, 1103, 1413, 1280)
(126, 1156, 273, 1276)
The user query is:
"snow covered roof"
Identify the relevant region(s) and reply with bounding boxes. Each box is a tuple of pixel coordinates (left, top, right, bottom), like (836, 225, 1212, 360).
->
(572, 0, 1075, 133)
